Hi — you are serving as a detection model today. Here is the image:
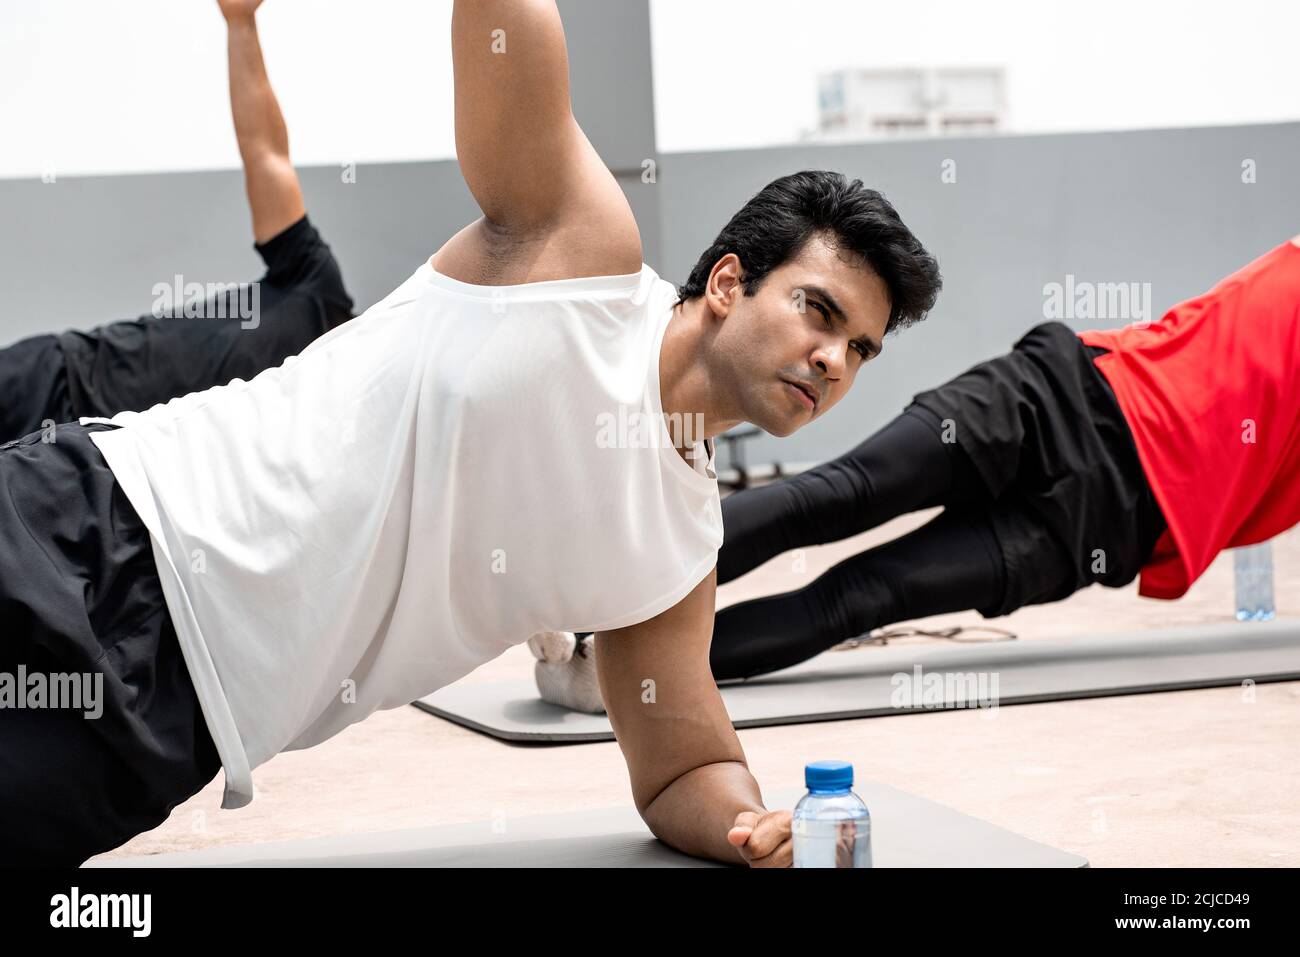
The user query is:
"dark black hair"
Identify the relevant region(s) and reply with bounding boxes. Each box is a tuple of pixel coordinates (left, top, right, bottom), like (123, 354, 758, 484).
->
(674, 170, 941, 335)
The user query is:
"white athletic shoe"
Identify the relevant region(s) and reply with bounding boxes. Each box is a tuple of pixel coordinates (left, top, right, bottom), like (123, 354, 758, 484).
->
(528, 630, 606, 714)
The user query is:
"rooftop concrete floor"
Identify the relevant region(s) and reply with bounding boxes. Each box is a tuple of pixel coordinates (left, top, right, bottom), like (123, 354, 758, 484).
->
(90, 505, 1300, 867)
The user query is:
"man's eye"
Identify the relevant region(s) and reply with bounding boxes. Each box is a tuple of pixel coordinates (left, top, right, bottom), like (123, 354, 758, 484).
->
(811, 302, 834, 327)
(811, 301, 871, 360)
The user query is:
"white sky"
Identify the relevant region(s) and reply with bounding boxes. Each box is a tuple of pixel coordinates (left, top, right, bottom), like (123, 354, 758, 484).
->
(1, 0, 1296, 178)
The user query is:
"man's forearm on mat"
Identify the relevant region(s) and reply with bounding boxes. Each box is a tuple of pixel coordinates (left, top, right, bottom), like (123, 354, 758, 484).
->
(641, 760, 765, 864)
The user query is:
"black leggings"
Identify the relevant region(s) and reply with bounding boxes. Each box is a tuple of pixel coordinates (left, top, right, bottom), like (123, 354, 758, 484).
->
(710, 405, 1008, 681)
(0, 333, 76, 443)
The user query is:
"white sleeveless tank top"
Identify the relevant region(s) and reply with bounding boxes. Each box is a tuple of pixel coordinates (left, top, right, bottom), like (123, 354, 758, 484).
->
(85, 258, 723, 810)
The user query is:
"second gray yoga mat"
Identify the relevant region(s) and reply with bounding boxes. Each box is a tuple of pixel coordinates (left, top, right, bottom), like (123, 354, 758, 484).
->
(92, 782, 1086, 868)
(413, 619, 1300, 742)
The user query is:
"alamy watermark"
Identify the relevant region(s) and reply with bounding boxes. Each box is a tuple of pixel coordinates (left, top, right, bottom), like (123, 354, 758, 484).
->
(151, 275, 261, 330)
(890, 664, 1000, 711)
(0, 666, 102, 719)
(596, 406, 707, 461)
(1043, 274, 1152, 326)
(50, 887, 150, 936)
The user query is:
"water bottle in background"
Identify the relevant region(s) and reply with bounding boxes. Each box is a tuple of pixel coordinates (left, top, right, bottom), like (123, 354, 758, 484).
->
(1234, 542, 1276, 622)
(792, 760, 872, 868)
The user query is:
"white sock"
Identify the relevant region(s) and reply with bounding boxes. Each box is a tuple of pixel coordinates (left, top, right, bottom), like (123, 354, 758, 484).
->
(532, 633, 605, 714)
(527, 630, 576, 663)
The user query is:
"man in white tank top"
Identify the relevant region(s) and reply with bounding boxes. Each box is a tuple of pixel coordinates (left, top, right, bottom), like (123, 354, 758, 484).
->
(3, 0, 940, 867)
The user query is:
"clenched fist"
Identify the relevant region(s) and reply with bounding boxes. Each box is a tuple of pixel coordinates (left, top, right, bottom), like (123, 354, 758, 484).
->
(727, 808, 793, 867)
(217, 0, 265, 22)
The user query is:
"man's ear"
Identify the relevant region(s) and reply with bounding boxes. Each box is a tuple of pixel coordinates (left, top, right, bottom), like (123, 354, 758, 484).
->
(707, 254, 746, 319)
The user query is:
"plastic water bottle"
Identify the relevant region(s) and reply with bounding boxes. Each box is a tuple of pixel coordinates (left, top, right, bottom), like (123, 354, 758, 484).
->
(792, 760, 872, 868)
(1234, 542, 1276, 622)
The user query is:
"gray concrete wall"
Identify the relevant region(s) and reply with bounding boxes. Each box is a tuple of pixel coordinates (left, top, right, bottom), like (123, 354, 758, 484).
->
(0, 161, 661, 343)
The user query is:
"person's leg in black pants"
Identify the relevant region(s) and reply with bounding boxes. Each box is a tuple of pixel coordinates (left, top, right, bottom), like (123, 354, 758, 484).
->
(718, 402, 990, 584)
(0, 333, 77, 443)
(710, 402, 1010, 680)
(711, 504, 1014, 680)
(0, 424, 221, 865)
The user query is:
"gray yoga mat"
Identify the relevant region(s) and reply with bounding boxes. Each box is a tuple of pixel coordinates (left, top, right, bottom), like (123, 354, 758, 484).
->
(413, 619, 1300, 743)
(91, 782, 1086, 868)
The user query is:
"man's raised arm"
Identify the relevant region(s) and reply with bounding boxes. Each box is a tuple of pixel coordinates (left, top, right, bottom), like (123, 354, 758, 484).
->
(596, 567, 795, 867)
(217, 0, 305, 244)
(447, 0, 639, 270)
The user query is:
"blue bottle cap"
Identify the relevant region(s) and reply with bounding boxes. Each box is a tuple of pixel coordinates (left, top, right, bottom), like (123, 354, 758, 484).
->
(805, 760, 853, 792)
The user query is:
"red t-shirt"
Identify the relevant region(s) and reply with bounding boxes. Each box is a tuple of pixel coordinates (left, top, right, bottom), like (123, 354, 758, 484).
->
(1078, 239, 1300, 599)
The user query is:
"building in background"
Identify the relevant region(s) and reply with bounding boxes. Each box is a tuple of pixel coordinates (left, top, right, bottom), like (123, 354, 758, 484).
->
(810, 67, 1006, 141)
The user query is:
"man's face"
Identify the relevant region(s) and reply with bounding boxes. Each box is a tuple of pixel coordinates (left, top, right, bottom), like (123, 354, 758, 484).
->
(710, 235, 892, 437)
